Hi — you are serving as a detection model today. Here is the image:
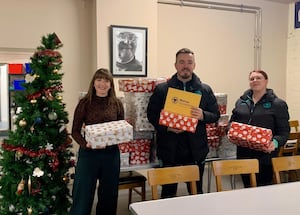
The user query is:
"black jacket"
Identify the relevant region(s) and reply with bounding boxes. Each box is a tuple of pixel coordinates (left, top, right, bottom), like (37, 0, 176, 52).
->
(147, 73, 220, 163)
(230, 88, 290, 164)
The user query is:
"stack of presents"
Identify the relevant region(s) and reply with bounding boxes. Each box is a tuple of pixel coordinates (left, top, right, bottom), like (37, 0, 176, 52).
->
(118, 78, 166, 166)
(84, 78, 274, 168)
(83, 78, 166, 167)
(206, 93, 235, 158)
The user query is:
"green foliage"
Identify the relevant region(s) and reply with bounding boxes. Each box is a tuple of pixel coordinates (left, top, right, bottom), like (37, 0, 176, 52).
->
(0, 33, 74, 215)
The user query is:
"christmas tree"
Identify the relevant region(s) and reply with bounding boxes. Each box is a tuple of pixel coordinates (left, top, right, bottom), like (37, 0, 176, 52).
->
(0, 33, 74, 214)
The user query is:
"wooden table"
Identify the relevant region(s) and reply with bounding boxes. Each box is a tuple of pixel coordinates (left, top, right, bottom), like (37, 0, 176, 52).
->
(129, 181, 300, 215)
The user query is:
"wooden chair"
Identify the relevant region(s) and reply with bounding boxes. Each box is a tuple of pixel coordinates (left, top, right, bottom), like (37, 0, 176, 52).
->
(278, 132, 300, 156)
(289, 120, 300, 154)
(272, 155, 300, 183)
(118, 171, 146, 207)
(147, 165, 200, 200)
(212, 159, 259, 192)
(289, 120, 299, 132)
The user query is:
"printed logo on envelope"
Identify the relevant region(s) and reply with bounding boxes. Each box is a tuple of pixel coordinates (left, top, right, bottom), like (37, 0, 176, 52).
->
(164, 88, 201, 117)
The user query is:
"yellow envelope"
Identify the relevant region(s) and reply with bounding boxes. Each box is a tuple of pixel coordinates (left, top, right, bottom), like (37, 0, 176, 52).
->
(164, 87, 201, 117)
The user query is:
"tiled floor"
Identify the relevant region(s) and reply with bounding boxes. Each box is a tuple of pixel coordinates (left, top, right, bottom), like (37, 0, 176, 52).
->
(90, 164, 244, 215)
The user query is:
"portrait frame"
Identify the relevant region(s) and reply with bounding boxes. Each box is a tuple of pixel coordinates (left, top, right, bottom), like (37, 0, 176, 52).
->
(110, 25, 147, 77)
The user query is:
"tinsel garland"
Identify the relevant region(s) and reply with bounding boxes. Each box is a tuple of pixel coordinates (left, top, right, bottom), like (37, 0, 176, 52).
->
(1, 140, 72, 171)
(27, 85, 63, 101)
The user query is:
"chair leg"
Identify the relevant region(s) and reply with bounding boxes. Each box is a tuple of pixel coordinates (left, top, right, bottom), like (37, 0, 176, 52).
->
(141, 183, 146, 201)
(128, 188, 133, 207)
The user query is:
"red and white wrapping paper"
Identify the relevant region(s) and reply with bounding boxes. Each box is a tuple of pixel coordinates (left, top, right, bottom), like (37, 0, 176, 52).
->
(119, 78, 157, 92)
(208, 136, 220, 148)
(118, 142, 132, 153)
(129, 139, 151, 165)
(85, 120, 133, 149)
(159, 109, 198, 133)
(206, 123, 218, 136)
(227, 122, 274, 153)
(217, 114, 229, 137)
(215, 93, 227, 114)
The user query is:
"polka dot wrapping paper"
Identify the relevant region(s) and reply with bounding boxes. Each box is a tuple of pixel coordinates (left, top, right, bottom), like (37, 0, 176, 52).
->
(227, 122, 274, 153)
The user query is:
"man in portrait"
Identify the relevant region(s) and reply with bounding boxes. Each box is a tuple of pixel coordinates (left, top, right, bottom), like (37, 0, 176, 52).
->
(116, 32, 143, 71)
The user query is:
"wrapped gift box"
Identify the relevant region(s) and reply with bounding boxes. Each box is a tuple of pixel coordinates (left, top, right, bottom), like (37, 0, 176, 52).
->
(123, 92, 154, 131)
(129, 139, 151, 165)
(118, 142, 132, 153)
(206, 123, 218, 136)
(215, 93, 227, 114)
(85, 120, 133, 149)
(133, 130, 153, 140)
(228, 122, 274, 153)
(217, 136, 237, 159)
(159, 109, 198, 133)
(119, 78, 157, 92)
(120, 152, 130, 167)
(208, 136, 220, 148)
(217, 114, 229, 137)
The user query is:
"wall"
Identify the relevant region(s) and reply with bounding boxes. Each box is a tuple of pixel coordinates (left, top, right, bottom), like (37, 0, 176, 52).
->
(0, 0, 298, 133)
(286, 3, 300, 121)
(96, 0, 289, 115)
(96, 0, 158, 96)
(0, 0, 92, 134)
(156, 0, 288, 114)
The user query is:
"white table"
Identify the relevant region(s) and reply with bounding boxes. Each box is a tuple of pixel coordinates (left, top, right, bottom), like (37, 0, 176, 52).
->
(129, 181, 300, 215)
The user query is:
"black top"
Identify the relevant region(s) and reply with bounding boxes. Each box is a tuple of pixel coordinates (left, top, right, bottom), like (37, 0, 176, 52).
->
(147, 73, 220, 163)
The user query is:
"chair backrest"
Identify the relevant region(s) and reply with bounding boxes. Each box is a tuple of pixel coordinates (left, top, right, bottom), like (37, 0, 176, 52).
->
(147, 165, 200, 200)
(272, 155, 300, 183)
(289, 120, 299, 132)
(278, 132, 300, 156)
(212, 159, 259, 192)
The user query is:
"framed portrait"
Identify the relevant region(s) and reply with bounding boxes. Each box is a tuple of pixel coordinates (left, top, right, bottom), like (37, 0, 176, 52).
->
(295, 2, 300, 28)
(110, 25, 147, 77)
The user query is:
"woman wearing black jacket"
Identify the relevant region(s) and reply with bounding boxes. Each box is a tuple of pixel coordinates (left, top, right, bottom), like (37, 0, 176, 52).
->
(230, 70, 290, 186)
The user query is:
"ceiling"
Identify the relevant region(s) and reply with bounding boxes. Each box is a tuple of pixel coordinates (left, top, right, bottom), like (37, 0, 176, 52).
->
(264, 0, 297, 4)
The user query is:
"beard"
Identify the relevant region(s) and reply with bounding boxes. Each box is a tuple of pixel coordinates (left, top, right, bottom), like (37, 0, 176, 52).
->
(179, 69, 192, 80)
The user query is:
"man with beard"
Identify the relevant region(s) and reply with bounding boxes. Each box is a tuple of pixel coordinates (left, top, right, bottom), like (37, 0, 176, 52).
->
(147, 48, 220, 197)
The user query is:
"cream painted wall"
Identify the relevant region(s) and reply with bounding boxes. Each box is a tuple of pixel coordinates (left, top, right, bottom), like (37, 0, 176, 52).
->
(286, 3, 300, 121)
(96, 0, 289, 116)
(157, 0, 289, 115)
(0, 0, 92, 135)
(96, 0, 158, 97)
(0, 0, 298, 133)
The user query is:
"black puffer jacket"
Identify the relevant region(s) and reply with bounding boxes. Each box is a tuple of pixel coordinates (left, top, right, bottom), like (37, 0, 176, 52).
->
(147, 73, 220, 163)
(230, 89, 290, 164)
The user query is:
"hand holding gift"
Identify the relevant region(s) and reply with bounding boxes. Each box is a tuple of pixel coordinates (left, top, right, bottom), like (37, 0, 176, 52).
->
(159, 88, 201, 133)
(191, 107, 204, 120)
(227, 122, 274, 153)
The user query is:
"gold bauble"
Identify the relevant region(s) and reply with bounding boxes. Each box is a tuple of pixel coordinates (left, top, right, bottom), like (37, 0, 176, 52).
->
(19, 119, 27, 127)
(63, 175, 70, 183)
(30, 99, 37, 104)
(15, 151, 23, 160)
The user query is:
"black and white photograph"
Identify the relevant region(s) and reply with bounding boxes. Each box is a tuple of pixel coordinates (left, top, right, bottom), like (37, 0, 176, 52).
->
(110, 25, 147, 76)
